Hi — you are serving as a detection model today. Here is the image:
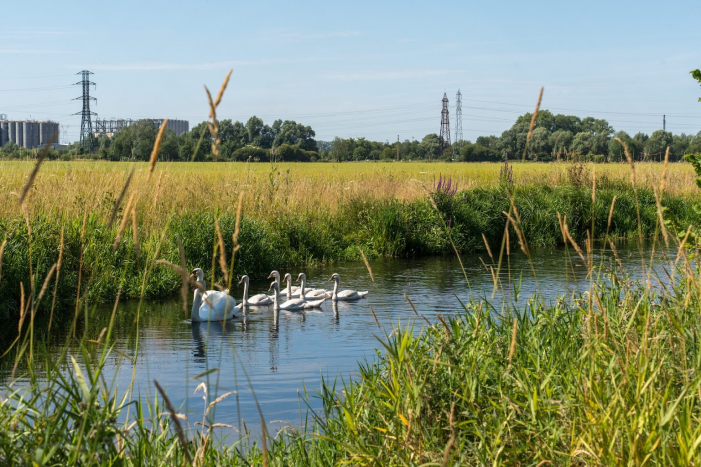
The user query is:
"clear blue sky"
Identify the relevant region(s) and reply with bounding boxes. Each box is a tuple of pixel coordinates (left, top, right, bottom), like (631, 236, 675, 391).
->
(1, 0, 700, 144)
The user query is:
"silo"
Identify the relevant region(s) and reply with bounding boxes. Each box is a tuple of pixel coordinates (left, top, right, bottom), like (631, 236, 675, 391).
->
(23, 121, 39, 148)
(0, 121, 8, 147)
(8, 122, 16, 145)
(15, 122, 23, 148)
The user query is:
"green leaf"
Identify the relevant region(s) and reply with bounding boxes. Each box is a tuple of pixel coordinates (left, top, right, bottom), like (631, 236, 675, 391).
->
(70, 356, 91, 402)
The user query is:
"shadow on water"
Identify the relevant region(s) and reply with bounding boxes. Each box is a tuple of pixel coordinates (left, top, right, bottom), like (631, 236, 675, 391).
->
(1, 241, 677, 438)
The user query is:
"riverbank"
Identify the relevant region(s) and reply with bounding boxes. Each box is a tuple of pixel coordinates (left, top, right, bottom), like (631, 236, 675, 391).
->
(1, 179, 697, 318)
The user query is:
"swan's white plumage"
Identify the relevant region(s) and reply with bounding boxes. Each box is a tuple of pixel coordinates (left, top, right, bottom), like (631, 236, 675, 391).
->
(269, 281, 325, 310)
(240, 275, 273, 306)
(190, 268, 238, 321)
(329, 273, 368, 301)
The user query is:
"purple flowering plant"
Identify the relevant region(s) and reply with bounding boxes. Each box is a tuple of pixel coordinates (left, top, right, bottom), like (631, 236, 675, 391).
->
(499, 158, 514, 190)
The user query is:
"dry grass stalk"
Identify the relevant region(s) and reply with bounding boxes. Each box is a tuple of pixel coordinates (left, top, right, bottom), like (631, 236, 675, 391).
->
(661, 147, 670, 193)
(154, 380, 192, 465)
(507, 317, 518, 368)
(607, 196, 617, 232)
(35, 263, 57, 307)
(131, 209, 140, 257)
(522, 87, 544, 161)
(562, 221, 586, 263)
(653, 186, 670, 247)
(112, 193, 136, 251)
(369, 307, 381, 328)
(205, 69, 233, 162)
(215, 219, 228, 286)
(153, 171, 164, 208)
(358, 247, 375, 282)
(108, 168, 135, 228)
(0, 236, 6, 284)
(482, 233, 494, 261)
(404, 294, 431, 325)
(18, 131, 57, 206)
(147, 119, 168, 182)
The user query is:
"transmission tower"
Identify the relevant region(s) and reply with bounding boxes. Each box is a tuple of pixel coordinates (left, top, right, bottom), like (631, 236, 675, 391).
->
(454, 89, 463, 152)
(74, 70, 97, 151)
(439, 93, 451, 154)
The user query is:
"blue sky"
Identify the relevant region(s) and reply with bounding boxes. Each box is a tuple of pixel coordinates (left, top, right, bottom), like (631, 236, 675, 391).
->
(1, 0, 700, 144)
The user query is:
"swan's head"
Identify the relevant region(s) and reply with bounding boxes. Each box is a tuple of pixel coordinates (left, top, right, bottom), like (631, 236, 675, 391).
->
(190, 268, 205, 283)
(283, 273, 292, 283)
(328, 273, 340, 283)
(267, 270, 280, 281)
(296, 273, 306, 283)
(238, 275, 249, 286)
(268, 281, 279, 293)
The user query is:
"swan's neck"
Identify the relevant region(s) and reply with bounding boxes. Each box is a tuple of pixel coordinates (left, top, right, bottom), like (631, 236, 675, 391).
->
(332, 279, 339, 300)
(286, 278, 292, 298)
(191, 288, 203, 322)
(272, 286, 280, 310)
(300, 276, 306, 296)
(242, 279, 249, 305)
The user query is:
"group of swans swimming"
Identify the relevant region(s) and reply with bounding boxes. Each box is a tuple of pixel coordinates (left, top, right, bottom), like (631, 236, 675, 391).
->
(190, 268, 368, 322)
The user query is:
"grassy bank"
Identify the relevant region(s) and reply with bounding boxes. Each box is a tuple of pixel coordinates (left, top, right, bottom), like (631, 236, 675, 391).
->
(1, 176, 697, 319)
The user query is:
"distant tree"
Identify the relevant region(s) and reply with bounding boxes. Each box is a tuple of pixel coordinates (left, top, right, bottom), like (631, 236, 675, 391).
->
(420, 134, 441, 160)
(331, 137, 355, 162)
(352, 138, 372, 161)
(571, 132, 593, 157)
(549, 130, 573, 160)
(608, 131, 632, 162)
(528, 127, 551, 160)
(644, 130, 673, 160)
(273, 120, 317, 151)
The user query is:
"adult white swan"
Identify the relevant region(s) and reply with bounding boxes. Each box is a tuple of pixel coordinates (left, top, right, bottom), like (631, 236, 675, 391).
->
(328, 273, 368, 301)
(296, 273, 331, 299)
(269, 281, 325, 311)
(239, 275, 273, 306)
(190, 268, 239, 321)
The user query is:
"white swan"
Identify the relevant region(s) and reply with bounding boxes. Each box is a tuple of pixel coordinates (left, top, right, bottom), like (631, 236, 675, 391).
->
(239, 275, 273, 306)
(296, 273, 331, 299)
(268, 281, 325, 310)
(267, 270, 300, 297)
(190, 268, 239, 321)
(328, 273, 368, 301)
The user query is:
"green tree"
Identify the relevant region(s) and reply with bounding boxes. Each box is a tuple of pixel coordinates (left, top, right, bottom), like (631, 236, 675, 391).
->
(571, 132, 593, 157)
(692, 69, 701, 101)
(420, 134, 441, 160)
(549, 130, 573, 159)
(644, 130, 673, 160)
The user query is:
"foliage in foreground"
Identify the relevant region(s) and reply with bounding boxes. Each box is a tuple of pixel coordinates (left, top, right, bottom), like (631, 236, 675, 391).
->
(2, 258, 701, 465)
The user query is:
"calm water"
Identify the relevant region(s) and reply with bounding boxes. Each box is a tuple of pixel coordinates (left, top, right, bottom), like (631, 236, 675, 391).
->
(4, 242, 676, 438)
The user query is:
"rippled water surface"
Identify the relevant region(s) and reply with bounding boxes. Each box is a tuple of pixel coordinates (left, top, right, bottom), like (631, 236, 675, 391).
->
(6, 242, 675, 438)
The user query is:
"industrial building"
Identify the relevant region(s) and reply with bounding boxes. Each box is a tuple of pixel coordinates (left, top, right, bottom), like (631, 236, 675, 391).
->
(93, 118, 189, 137)
(0, 119, 60, 149)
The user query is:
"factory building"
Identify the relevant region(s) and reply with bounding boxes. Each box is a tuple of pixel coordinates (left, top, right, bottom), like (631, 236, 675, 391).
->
(93, 118, 189, 137)
(0, 119, 60, 149)
(148, 119, 189, 136)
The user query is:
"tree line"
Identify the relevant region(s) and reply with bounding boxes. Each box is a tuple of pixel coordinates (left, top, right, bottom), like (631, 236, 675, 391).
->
(1, 111, 699, 162)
